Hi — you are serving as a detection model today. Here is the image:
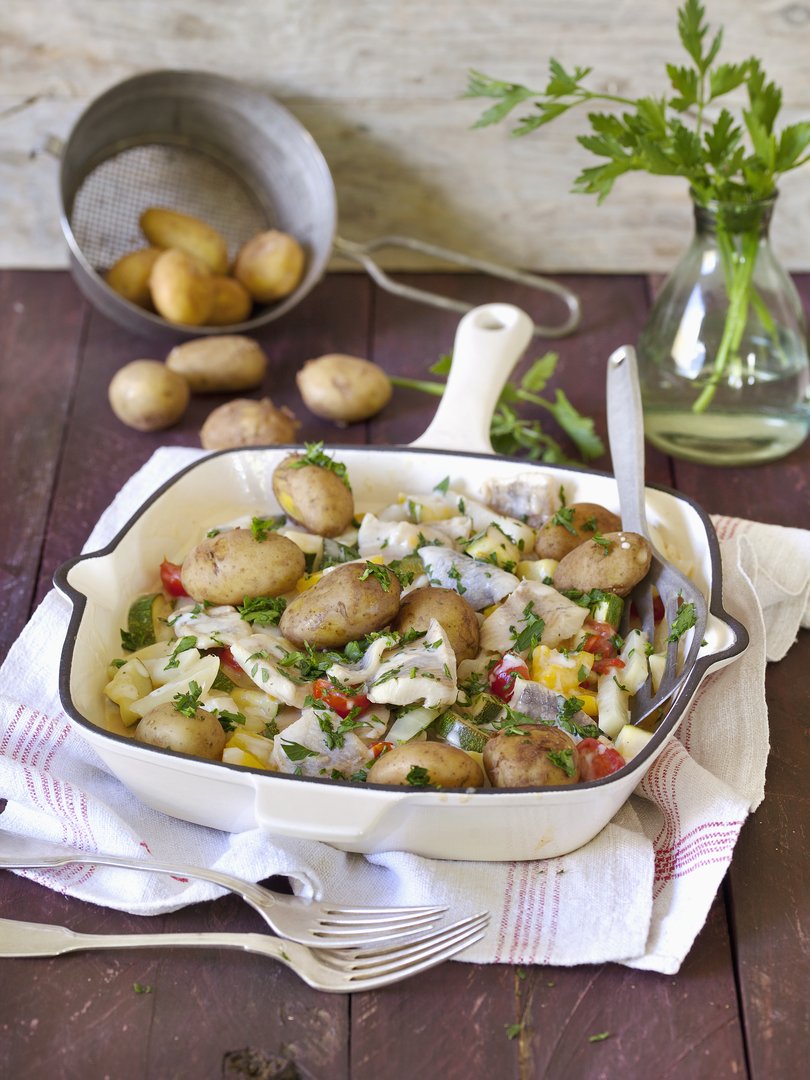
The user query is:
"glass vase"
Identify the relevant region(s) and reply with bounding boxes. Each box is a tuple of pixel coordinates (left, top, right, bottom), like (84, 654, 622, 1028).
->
(636, 193, 810, 465)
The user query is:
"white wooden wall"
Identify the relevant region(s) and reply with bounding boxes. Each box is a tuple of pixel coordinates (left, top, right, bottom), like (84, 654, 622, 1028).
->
(2, 0, 809, 272)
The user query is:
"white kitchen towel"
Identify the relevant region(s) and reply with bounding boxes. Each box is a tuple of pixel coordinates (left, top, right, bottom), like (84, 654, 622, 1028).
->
(1, 448, 808, 974)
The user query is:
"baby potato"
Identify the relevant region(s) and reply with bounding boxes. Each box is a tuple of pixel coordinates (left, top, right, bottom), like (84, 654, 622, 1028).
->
(105, 247, 161, 308)
(108, 359, 190, 432)
(207, 275, 253, 326)
(199, 398, 300, 450)
(234, 229, 305, 302)
(392, 586, 480, 663)
(149, 248, 214, 326)
(272, 453, 354, 538)
(552, 531, 652, 598)
(180, 527, 305, 605)
(296, 354, 393, 425)
(166, 336, 267, 394)
(535, 502, 622, 561)
(140, 207, 229, 274)
(483, 725, 580, 788)
(279, 562, 401, 648)
(135, 701, 227, 760)
(367, 741, 485, 788)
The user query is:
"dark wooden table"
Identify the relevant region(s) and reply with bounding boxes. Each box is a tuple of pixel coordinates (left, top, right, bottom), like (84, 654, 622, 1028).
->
(1, 269, 808, 1080)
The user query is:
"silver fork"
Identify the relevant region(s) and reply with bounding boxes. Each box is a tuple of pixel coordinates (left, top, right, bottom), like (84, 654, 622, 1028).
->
(0, 832, 446, 949)
(606, 346, 708, 725)
(0, 912, 489, 994)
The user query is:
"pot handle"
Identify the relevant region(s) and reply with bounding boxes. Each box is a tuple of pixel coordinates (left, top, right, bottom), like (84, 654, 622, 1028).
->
(253, 780, 399, 844)
(408, 302, 533, 454)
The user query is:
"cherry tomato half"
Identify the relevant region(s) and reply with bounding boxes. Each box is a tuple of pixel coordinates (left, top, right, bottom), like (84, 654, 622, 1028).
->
(312, 678, 370, 718)
(577, 738, 626, 781)
(488, 653, 530, 702)
(160, 559, 188, 597)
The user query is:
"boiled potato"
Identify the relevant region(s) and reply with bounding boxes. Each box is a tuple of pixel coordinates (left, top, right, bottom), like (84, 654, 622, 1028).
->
(483, 725, 580, 788)
(149, 248, 214, 326)
(234, 229, 305, 302)
(140, 207, 229, 275)
(108, 359, 190, 432)
(199, 398, 300, 450)
(105, 247, 161, 308)
(535, 502, 622, 561)
(392, 586, 479, 663)
(135, 701, 227, 760)
(181, 528, 305, 605)
(272, 453, 354, 538)
(207, 275, 253, 326)
(367, 740, 484, 788)
(296, 354, 392, 425)
(552, 531, 652, 598)
(279, 562, 401, 648)
(166, 336, 267, 393)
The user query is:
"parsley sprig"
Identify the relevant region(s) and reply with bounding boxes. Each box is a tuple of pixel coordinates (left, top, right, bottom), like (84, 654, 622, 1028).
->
(290, 442, 351, 489)
(390, 352, 604, 465)
(465, 1, 810, 414)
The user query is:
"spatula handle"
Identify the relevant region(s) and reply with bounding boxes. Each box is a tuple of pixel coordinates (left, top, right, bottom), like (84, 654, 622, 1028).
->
(606, 346, 650, 537)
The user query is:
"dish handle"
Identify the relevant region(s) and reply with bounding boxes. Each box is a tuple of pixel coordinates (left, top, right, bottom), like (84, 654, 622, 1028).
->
(408, 303, 533, 455)
(254, 781, 398, 844)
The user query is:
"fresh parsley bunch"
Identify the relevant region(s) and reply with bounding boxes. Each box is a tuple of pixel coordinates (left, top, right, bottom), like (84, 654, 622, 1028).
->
(466, 0, 810, 206)
(466, 0, 810, 412)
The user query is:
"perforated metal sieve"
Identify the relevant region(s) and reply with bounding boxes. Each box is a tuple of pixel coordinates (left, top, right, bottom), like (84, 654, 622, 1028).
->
(60, 70, 581, 341)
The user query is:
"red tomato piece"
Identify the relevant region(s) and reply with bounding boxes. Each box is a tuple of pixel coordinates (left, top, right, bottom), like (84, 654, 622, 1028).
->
(370, 741, 393, 759)
(488, 653, 530, 702)
(592, 656, 626, 676)
(160, 559, 188, 597)
(312, 678, 370, 718)
(577, 738, 625, 781)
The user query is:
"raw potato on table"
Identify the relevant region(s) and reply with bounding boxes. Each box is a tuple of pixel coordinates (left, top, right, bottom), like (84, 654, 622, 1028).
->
(199, 398, 300, 450)
(166, 336, 267, 393)
(296, 353, 393, 424)
(108, 359, 190, 432)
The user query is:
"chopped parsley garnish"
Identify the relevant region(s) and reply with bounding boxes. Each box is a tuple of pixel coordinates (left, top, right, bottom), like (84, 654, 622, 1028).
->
(434, 476, 451, 494)
(280, 739, 320, 762)
(667, 600, 698, 643)
(110, 658, 126, 669)
(582, 516, 598, 532)
(555, 695, 601, 739)
(510, 601, 545, 653)
(215, 709, 246, 732)
(588, 1032, 611, 1043)
(505, 1023, 523, 1040)
(547, 748, 577, 777)
(447, 563, 467, 594)
(360, 561, 394, 591)
(405, 764, 432, 787)
(173, 680, 203, 718)
(206, 528, 221, 538)
(133, 983, 153, 994)
(164, 635, 197, 670)
(250, 515, 285, 541)
(237, 595, 287, 626)
(549, 504, 577, 535)
(290, 442, 351, 489)
(591, 533, 613, 555)
(321, 538, 360, 568)
(262, 719, 279, 739)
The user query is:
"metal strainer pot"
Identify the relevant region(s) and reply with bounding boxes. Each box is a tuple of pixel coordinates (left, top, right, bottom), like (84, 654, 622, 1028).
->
(59, 70, 581, 341)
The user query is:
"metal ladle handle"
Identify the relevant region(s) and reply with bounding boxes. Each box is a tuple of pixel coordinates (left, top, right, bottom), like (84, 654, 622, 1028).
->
(333, 234, 581, 339)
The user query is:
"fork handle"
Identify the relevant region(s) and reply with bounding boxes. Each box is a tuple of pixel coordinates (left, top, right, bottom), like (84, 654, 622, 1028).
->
(606, 345, 650, 538)
(0, 917, 284, 960)
(0, 832, 275, 910)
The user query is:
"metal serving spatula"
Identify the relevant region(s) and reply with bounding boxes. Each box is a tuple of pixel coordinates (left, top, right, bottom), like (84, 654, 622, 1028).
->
(606, 346, 708, 726)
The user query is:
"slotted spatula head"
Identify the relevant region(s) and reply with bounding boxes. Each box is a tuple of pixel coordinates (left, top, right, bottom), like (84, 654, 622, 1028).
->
(606, 346, 708, 726)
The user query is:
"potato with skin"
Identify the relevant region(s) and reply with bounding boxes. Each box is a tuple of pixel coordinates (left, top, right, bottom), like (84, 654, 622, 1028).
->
(167, 336, 267, 393)
(181, 528, 305, 605)
(149, 248, 214, 326)
(207, 275, 253, 325)
(199, 398, 300, 450)
(234, 229, 305, 302)
(483, 725, 580, 788)
(552, 530, 652, 598)
(296, 354, 393, 425)
(367, 741, 485, 788)
(135, 701, 227, 760)
(108, 360, 190, 431)
(140, 207, 229, 274)
(392, 586, 480, 663)
(105, 247, 161, 308)
(280, 562, 401, 648)
(535, 502, 622, 561)
(272, 454, 354, 538)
